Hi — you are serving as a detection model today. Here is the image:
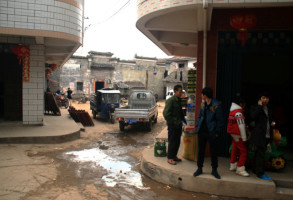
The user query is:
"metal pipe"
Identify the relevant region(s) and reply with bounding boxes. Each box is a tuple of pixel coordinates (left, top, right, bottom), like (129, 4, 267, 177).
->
(202, 0, 208, 88)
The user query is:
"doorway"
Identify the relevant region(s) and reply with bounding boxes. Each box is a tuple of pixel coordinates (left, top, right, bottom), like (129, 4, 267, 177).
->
(0, 51, 23, 121)
(217, 31, 293, 155)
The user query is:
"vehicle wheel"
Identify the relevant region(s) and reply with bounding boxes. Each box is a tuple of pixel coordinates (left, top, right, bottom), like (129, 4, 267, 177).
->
(119, 122, 125, 131)
(146, 120, 152, 132)
(92, 110, 97, 119)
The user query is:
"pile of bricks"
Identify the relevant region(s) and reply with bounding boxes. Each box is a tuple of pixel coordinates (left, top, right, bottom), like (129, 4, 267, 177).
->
(68, 106, 94, 126)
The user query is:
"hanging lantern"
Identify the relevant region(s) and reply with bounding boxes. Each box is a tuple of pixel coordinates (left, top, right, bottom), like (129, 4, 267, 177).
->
(230, 13, 257, 47)
(45, 68, 52, 78)
(13, 45, 30, 82)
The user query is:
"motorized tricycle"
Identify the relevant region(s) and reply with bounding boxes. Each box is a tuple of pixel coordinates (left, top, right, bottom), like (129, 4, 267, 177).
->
(90, 89, 120, 123)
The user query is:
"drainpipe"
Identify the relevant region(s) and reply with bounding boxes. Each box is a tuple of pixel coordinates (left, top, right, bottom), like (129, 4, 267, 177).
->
(202, 0, 208, 88)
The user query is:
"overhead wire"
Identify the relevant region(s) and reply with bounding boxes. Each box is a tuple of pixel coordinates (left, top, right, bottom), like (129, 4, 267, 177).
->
(85, 0, 132, 31)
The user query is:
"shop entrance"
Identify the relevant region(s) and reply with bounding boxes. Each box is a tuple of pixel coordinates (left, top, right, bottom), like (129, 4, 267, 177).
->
(217, 31, 293, 155)
(0, 51, 22, 121)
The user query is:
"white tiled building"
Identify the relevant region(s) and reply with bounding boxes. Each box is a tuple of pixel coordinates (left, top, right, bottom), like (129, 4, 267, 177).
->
(0, 0, 84, 125)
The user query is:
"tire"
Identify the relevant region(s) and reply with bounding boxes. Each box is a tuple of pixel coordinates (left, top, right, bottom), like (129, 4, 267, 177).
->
(65, 101, 69, 109)
(146, 120, 152, 132)
(119, 122, 125, 131)
(57, 101, 62, 107)
(92, 110, 97, 119)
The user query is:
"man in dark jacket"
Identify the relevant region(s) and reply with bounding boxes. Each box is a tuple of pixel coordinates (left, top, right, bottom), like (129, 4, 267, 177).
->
(163, 85, 185, 165)
(193, 87, 224, 179)
(250, 92, 275, 181)
(67, 88, 73, 106)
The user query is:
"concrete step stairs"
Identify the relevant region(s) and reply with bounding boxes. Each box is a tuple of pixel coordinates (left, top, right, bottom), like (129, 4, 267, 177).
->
(275, 179, 293, 199)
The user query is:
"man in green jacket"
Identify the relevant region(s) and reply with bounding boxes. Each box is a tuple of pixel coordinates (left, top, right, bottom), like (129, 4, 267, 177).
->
(163, 85, 185, 165)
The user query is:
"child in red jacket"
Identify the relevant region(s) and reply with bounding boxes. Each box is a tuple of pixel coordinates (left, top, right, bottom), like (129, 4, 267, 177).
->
(227, 96, 249, 177)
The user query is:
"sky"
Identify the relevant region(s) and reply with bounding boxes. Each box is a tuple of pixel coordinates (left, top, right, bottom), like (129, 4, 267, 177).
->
(74, 0, 170, 60)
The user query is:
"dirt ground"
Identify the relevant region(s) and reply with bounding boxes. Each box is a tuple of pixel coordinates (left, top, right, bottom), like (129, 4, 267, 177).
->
(0, 101, 224, 200)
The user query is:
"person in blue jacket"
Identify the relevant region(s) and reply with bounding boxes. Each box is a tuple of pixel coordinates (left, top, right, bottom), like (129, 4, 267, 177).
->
(193, 87, 224, 179)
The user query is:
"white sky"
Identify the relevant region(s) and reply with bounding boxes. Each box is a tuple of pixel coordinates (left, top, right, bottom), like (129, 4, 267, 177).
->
(74, 0, 170, 60)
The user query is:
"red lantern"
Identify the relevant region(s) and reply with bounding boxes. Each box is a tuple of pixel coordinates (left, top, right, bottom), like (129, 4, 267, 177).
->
(13, 45, 30, 63)
(230, 13, 257, 46)
(45, 68, 52, 78)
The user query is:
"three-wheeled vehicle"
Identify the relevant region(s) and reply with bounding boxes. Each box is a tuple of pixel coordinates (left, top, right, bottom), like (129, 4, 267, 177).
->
(90, 89, 120, 123)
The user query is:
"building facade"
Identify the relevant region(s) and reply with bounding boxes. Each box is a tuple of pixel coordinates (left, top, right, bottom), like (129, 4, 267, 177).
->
(163, 57, 197, 95)
(0, 0, 84, 125)
(53, 51, 186, 100)
(136, 0, 293, 155)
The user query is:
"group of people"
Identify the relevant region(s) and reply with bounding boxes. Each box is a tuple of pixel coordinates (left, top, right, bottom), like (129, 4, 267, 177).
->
(56, 87, 73, 106)
(163, 85, 275, 181)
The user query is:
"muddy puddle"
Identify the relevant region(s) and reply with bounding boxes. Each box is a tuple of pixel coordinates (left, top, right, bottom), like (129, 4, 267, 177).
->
(56, 132, 212, 200)
(63, 146, 144, 189)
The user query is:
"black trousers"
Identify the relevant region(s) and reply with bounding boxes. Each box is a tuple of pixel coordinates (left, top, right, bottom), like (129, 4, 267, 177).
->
(253, 139, 270, 177)
(167, 125, 182, 159)
(197, 132, 218, 169)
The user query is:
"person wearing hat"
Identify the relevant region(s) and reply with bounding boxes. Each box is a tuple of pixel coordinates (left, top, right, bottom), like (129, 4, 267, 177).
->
(250, 92, 276, 181)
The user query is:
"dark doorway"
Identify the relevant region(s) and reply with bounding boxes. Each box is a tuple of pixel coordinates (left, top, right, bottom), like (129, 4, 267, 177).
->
(77, 82, 83, 91)
(217, 31, 293, 155)
(0, 52, 23, 121)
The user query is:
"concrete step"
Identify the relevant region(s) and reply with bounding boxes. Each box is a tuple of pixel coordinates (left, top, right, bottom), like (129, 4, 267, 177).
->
(276, 187, 293, 200)
(275, 180, 293, 189)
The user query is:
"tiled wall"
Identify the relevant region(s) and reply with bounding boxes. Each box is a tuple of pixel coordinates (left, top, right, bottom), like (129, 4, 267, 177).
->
(0, 0, 82, 37)
(23, 44, 45, 125)
(0, 35, 45, 125)
(137, 0, 293, 18)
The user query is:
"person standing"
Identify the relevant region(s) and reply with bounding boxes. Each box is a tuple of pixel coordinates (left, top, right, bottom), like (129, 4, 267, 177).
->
(163, 85, 185, 165)
(67, 88, 73, 106)
(227, 96, 249, 177)
(250, 92, 275, 181)
(193, 87, 223, 179)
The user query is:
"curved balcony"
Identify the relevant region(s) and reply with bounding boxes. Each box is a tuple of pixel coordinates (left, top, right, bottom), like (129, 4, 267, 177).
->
(0, 0, 84, 66)
(136, 0, 293, 57)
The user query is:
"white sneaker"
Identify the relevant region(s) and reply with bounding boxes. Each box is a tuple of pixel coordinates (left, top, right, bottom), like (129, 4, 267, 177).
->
(230, 162, 237, 171)
(236, 166, 249, 177)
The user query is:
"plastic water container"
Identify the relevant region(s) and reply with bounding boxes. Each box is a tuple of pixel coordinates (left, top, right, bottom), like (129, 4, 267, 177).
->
(154, 139, 167, 157)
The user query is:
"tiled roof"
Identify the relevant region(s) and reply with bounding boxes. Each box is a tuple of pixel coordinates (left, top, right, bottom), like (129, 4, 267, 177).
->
(91, 63, 114, 69)
(88, 51, 113, 57)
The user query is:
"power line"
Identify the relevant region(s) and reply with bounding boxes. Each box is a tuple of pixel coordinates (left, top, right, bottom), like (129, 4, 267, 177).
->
(85, 0, 131, 31)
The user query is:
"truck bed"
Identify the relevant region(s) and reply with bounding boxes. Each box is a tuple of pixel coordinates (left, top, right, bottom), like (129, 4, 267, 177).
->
(114, 105, 157, 122)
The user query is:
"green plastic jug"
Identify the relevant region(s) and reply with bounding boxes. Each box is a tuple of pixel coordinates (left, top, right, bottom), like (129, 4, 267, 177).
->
(154, 139, 167, 157)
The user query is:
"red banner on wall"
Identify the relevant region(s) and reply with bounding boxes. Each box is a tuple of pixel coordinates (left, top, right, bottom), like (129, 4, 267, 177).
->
(13, 45, 30, 83)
